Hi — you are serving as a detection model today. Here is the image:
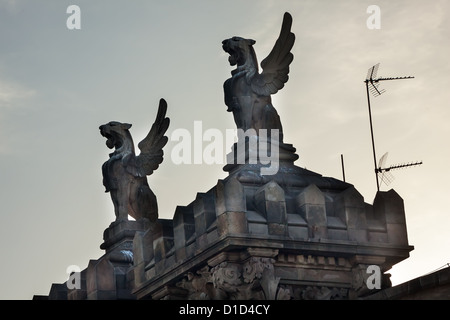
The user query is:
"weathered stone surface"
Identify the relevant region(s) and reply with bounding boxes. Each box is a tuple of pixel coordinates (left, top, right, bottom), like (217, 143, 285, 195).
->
(48, 283, 68, 300)
(193, 192, 216, 236)
(335, 187, 368, 242)
(173, 205, 195, 259)
(255, 180, 285, 205)
(217, 211, 247, 235)
(374, 189, 406, 224)
(254, 181, 287, 235)
(101, 219, 148, 252)
(215, 178, 248, 235)
(295, 184, 327, 239)
(224, 177, 246, 212)
(153, 219, 174, 264)
(87, 258, 115, 300)
(287, 213, 308, 239)
(373, 190, 408, 245)
(132, 231, 147, 287)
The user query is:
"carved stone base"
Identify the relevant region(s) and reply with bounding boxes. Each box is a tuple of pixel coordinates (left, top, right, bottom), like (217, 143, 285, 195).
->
(223, 137, 299, 175)
(46, 219, 149, 300)
(100, 219, 149, 253)
(131, 165, 412, 300)
(167, 249, 289, 300)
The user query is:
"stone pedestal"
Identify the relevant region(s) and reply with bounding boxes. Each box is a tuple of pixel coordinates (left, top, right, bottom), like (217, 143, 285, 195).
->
(100, 219, 149, 253)
(130, 141, 413, 300)
(47, 219, 148, 300)
(85, 220, 147, 300)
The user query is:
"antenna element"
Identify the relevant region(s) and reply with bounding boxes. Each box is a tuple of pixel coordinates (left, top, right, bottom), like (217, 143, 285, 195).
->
(364, 63, 415, 191)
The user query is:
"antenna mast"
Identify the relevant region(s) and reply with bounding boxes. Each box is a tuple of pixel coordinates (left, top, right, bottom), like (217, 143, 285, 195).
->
(364, 63, 414, 191)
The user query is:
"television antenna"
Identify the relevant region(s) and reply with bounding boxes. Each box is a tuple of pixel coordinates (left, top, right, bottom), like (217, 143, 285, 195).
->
(364, 63, 414, 191)
(377, 152, 423, 187)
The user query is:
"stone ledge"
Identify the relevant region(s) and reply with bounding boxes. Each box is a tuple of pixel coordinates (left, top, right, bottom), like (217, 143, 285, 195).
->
(132, 231, 413, 299)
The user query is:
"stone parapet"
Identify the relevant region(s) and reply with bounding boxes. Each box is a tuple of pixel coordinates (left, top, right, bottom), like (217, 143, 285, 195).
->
(45, 220, 148, 300)
(131, 160, 413, 300)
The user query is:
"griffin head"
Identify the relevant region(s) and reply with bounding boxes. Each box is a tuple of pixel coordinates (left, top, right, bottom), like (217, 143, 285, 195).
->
(222, 12, 295, 97)
(222, 36, 257, 67)
(99, 121, 133, 150)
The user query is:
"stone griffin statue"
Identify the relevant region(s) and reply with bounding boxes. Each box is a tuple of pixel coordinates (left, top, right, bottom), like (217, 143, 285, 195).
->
(222, 12, 295, 142)
(99, 99, 169, 222)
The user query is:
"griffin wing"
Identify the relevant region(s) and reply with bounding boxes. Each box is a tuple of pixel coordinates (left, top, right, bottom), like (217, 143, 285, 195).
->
(251, 12, 295, 97)
(127, 99, 170, 177)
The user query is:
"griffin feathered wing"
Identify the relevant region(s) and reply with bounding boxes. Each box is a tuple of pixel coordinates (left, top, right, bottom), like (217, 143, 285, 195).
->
(128, 99, 170, 177)
(251, 12, 295, 97)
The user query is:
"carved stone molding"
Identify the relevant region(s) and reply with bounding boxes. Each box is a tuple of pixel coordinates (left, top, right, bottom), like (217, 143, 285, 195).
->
(283, 285, 348, 300)
(176, 266, 213, 300)
(243, 257, 273, 282)
(174, 256, 290, 300)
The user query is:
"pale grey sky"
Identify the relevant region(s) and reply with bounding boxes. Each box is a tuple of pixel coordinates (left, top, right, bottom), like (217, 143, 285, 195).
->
(0, 0, 449, 299)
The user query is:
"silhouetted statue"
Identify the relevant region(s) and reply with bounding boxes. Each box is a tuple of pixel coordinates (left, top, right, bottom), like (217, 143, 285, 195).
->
(99, 99, 169, 222)
(222, 12, 295, 141)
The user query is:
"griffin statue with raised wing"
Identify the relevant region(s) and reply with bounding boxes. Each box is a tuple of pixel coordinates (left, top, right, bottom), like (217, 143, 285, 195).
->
(99, 99, 169, 222)
(222, 12, 295, 142)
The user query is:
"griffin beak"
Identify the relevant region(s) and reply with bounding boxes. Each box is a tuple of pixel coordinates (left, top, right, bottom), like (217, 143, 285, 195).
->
(99, 125, 115, 149)
(222, 40, 237, 66)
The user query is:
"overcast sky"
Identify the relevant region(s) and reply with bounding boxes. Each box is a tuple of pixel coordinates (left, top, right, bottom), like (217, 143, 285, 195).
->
(1, 0, 449, 299)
